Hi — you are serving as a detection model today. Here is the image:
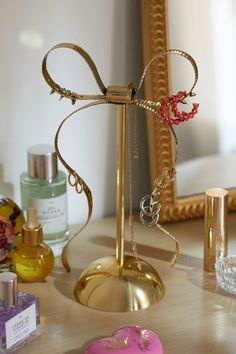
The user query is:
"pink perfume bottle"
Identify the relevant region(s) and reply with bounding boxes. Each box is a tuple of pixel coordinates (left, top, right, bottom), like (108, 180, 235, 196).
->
(0, 272, 40, 353)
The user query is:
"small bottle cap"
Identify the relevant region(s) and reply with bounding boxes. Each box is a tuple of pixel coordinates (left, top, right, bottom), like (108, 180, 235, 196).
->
(0, 272, 18, 307)
(27, 144, 58, 179)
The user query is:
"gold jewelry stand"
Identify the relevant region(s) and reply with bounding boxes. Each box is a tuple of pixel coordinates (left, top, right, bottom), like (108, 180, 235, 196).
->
(74, 104, 165, 312)
(42, 44, 196, 312)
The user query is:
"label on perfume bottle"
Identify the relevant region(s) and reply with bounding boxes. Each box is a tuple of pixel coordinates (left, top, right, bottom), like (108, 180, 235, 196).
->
(29, 194, 68, 233)
(5, 303, 37, 349)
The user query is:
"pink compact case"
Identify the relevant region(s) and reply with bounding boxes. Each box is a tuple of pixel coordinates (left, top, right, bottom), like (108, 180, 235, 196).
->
(84, 326, 163, 354)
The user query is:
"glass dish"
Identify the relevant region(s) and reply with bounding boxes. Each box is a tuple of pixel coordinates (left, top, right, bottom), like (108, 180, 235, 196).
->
(215, 256, 236, 294)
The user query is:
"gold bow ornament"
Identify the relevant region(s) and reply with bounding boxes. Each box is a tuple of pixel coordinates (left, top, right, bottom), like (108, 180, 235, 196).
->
(42, 43, 199, 273)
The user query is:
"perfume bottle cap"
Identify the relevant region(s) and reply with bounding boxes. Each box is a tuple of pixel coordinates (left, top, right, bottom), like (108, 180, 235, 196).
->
(0, 272, 18, 307)
(27, 144, 58, 179)
(23, 208, 43, 245)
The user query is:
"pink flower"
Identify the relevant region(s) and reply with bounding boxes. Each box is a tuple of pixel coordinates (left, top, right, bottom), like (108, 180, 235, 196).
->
(0, 216, 14, 249)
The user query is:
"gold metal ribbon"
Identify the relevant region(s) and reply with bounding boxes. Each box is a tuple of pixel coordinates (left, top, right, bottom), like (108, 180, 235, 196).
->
(42, 43, 198, 272)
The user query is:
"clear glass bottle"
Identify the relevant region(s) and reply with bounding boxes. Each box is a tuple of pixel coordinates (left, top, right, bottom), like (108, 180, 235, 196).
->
(0, 272, 40, 353)
(20, 144, 69, 256)
(11, 208, 55, 282)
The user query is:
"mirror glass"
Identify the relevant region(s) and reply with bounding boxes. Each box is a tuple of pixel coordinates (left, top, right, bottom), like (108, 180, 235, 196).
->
(168, 1, 236, 197)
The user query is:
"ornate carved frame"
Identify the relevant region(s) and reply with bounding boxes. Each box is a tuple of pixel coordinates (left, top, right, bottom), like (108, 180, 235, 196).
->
(141, 0, 236, 222)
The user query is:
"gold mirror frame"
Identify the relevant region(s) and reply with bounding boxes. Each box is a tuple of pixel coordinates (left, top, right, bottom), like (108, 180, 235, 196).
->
(141, 0, 236, 222)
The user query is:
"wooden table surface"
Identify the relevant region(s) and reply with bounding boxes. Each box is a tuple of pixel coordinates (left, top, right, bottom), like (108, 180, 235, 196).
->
(18, 214, 236, 354)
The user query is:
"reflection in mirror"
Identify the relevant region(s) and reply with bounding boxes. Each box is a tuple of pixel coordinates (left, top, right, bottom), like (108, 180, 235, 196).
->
(169, 1, 236, 197)
(141, 0, 236, 221)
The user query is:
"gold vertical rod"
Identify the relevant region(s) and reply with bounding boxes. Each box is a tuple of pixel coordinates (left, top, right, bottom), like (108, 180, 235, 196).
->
(116, 104, 126, 271)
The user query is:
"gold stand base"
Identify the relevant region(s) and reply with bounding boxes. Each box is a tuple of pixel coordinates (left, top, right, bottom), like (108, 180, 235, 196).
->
(74, 255, 165, 312)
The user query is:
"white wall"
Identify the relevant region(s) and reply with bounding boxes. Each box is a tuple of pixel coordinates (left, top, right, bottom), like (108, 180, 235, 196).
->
(0, 0, 150, 224)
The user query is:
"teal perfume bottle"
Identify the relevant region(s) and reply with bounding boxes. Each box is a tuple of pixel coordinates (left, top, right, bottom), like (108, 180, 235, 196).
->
(20, 145, 69, 256)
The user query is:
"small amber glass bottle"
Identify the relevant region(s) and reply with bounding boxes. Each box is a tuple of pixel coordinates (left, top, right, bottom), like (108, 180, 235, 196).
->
(11, 208, 54, 282)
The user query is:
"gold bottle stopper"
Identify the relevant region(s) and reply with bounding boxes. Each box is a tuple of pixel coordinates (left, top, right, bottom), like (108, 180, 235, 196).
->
(204, 188, 228, 272)
(23, 207, 43, 246)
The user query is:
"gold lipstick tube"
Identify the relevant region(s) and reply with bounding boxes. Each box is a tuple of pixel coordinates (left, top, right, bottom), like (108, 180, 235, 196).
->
(204, 188, 228, 272)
